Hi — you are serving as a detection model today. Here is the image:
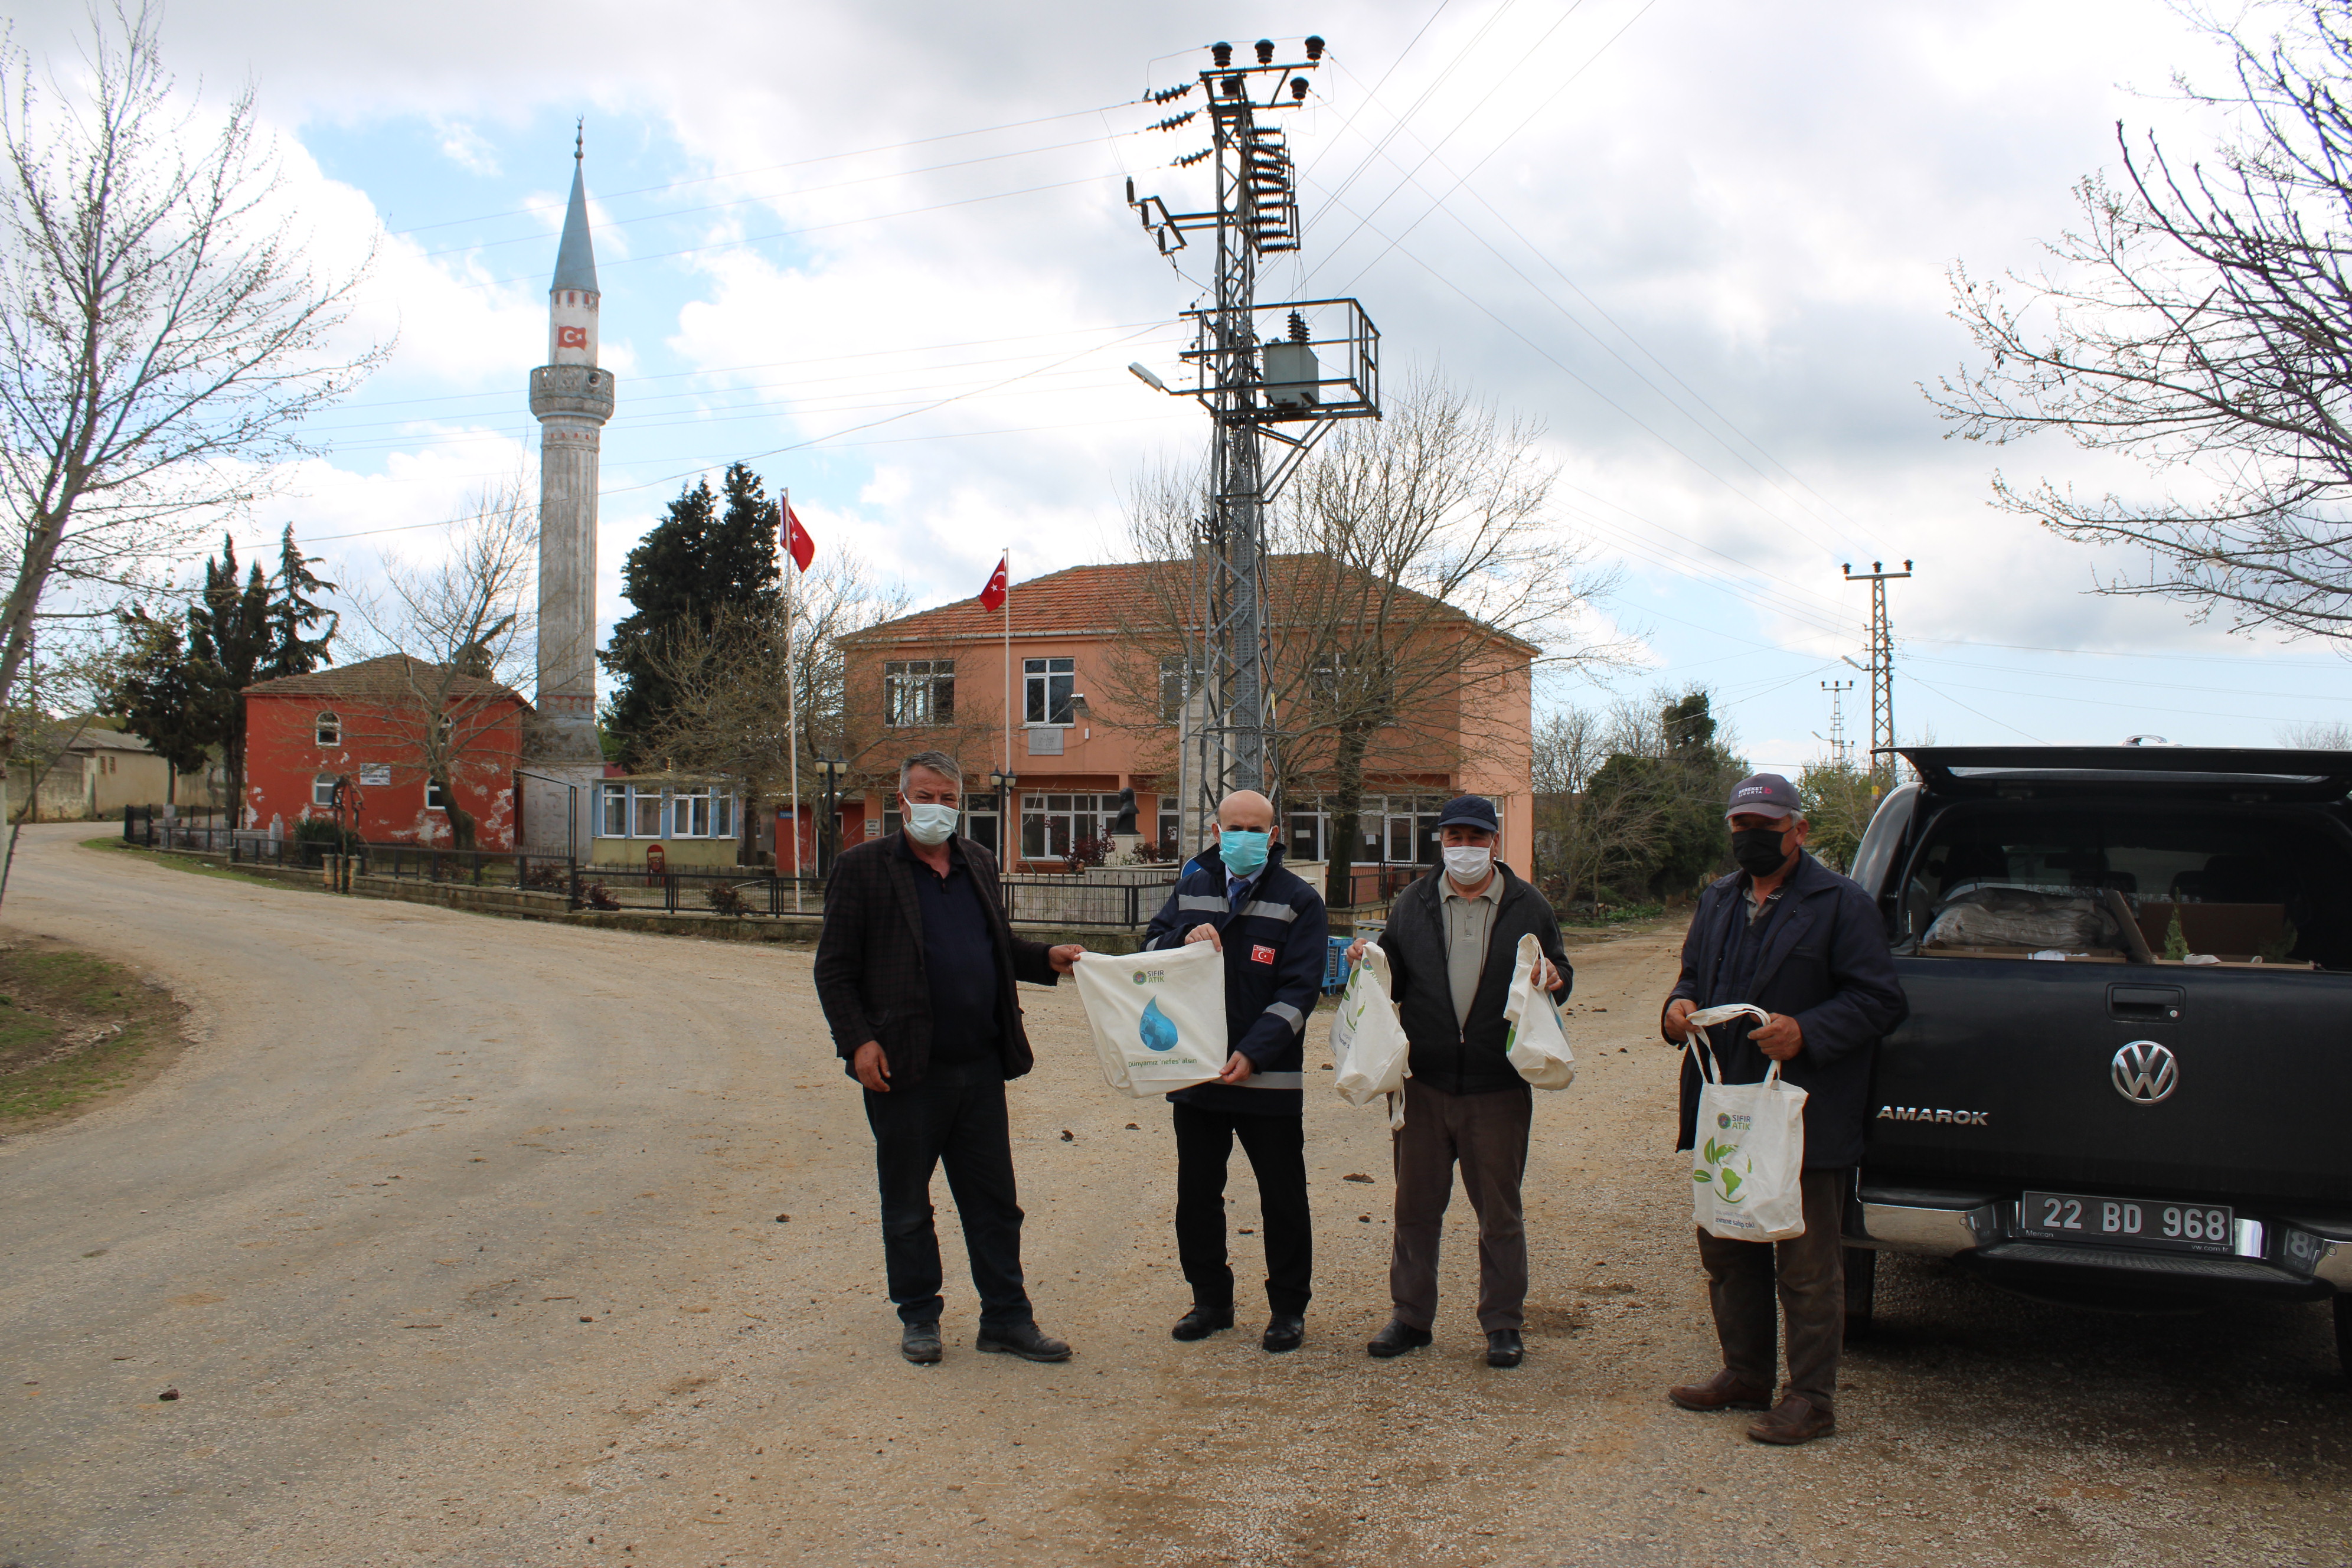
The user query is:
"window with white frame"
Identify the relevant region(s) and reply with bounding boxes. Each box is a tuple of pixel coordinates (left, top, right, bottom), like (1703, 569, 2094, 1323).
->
(1023, 656, 1075, 726)
(631, 788, 662, 837)
(884, 659, 956, 727)
(425, 778, 447, 811)
(315, 711, 341, 746)
(312, 775, 336, 807)
(1159, 656, 1200, 722)
(600, 781, 740, 838)
(1020, 792, 1121, 860)
(602, 783, 628, 837)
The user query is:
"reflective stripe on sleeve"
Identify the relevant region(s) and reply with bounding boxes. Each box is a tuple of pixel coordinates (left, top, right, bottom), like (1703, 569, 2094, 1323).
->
(1175, 895, 1228, 913)
(1263, 999, 1305, 1031)
(1239, 1072, 1305, 1090)
(1237, 900, 1298, 923)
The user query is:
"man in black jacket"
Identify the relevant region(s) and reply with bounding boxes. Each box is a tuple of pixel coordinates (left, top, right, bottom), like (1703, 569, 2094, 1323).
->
(1139, 789, 1329, 1353)
(1659, 772, 1907, 1445)
(814, 750, 1083, 1366)
(1347, 795, 1570, 1368)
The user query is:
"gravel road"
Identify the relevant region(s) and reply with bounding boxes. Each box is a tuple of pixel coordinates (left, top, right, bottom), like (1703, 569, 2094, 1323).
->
(0, 825, 2345, 1567)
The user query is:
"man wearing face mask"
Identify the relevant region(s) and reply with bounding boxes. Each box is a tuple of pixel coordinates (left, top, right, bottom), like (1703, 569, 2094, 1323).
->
(815, 750, 1084, 1366)
(1138, 789, 1329, 1353)
(1658, 772, 1906, 1445)
(1344, 795, 1570, 1368)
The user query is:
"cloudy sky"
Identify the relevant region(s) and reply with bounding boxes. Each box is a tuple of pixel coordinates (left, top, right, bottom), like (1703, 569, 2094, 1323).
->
(21, 0, 2350, 774)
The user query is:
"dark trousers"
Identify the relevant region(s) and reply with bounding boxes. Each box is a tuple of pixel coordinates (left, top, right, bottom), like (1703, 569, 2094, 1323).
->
(1172, 1103, 1312, 1316)
(1389, 1078, 1532, 1332)
(1694, 1167, 1847, 1407)
(863, 1063, 1032, 1328)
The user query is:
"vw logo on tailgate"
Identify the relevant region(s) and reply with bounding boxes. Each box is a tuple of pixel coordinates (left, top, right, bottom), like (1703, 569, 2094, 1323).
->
(2111, 1040, 2179, 1105)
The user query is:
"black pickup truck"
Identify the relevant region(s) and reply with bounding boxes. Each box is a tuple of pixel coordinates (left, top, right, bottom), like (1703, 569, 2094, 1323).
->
(1840, 746, 2352, 1369)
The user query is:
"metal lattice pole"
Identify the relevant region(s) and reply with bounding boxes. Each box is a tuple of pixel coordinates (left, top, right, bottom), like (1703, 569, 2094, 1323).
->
(1843, 560, 1912, 786)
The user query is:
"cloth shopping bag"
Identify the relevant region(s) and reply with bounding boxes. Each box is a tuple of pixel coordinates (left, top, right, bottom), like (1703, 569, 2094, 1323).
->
(1072, 941, 1227, 1097)
(1502, 933, 1576, 1090)
(1331, 943, 1411, 1125)
(1685, 1003, 1808, 1242)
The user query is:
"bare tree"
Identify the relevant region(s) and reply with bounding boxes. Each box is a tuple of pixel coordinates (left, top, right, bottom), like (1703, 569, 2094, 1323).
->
(1106, 375, 1627, 907)
(0, 1, 380, 809)
(1931, 1, 2352, 643)
(347, 481, 535, 851)
(1531, 704, 1665, 913)
(2279, 717, 2352, 747)
(635, 547, 920, 854)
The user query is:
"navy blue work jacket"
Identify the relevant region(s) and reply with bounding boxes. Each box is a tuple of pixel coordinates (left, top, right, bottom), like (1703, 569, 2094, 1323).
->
(1141, 843, 1329, 1116)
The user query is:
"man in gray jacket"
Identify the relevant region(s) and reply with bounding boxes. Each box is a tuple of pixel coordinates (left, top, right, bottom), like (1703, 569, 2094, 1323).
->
(1346, 795, 1570, 1367)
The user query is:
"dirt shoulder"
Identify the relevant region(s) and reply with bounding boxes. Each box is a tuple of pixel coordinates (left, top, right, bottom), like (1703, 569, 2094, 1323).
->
(0, 928, 188, 1131)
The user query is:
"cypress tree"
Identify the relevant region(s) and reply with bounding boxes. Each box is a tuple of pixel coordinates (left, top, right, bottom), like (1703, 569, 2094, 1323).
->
(266, 523, 338, 680)
(600, 463, 782, 757)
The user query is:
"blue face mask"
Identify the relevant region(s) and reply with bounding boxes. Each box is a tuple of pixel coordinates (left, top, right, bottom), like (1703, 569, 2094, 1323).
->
(1218, 829, 1269, 877)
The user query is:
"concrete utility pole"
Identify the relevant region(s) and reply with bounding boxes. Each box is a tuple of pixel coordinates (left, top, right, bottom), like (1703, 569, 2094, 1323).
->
(1842, 560, 1912, 788)
(1818, 678, 1855, 770)
(1126, 37, 1381, 848)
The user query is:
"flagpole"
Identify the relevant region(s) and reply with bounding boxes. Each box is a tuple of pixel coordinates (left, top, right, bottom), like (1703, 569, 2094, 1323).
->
(785, 490, 803, 913)
(1001, 547, 1012, 783)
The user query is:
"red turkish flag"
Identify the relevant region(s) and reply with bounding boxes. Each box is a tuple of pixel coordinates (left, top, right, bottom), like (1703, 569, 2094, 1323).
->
(978, 553, 1008, 611)
(782, 500, 814, 573)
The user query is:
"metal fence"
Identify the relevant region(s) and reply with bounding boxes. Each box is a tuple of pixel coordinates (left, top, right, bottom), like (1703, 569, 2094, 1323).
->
(998, 874, 1177, 929)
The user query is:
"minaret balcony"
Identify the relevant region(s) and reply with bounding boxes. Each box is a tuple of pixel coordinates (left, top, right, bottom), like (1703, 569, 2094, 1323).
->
(530, 364, 616, 422)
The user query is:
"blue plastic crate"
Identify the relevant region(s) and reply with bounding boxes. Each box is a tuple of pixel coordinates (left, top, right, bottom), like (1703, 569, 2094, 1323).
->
(1322, 935, 1353, 995)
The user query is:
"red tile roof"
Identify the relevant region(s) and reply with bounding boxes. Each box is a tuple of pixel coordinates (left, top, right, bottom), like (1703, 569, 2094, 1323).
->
(845, 558, 1536, 656)
(243, 652, 527, 705)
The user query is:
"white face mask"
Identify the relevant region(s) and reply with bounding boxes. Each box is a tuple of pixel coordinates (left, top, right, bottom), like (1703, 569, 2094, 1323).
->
(903, 800, 960, 845)
(1443, 845, 1492, 885)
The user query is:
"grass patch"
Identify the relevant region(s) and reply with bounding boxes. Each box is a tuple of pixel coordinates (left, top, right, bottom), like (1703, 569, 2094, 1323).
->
(0, 937, 185, 1125)
(83, 838, 281, 887)
(1562, 901, 1667, 928)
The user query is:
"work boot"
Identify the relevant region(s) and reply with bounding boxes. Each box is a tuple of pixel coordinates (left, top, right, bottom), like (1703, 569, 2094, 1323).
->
(975, 1321, 1072, 1363)
(1262, 1314, 1305, 1353)
(1172, 1304, 1235, 1341)
(1366, 1319, 1433, 1358)
(1747, 1394, 1835, 1445)
(900, 1321, 942, 1365)
(1485, 1329, 1524, 1368)
(1668, 1368, 1772, 1412)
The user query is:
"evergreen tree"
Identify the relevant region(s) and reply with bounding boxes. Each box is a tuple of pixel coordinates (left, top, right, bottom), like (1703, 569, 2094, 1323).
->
(266, 523, 338, 680)
(1585, 689, 1747, 900)
(600, 463, 783, 757)
(106, 607, 223, 789)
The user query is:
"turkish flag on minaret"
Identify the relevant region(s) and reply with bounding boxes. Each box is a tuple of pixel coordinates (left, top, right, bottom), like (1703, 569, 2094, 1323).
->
(782, 499, 815, 573)
(978, 553, 1008, 610)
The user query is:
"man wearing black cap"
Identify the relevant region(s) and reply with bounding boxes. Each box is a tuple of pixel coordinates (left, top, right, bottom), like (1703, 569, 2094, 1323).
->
(1658, 772, 1906, 1445)
(1346, 794, 1570, 1368)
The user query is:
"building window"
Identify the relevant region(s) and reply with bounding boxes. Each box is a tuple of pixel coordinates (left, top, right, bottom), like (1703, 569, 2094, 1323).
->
(1023, 656, 1075, 726)
(316, 711, 341, 746)
(884, 659, 956, 727)
(1159, 657, 1198, 723)
(631, 789, 663, 838)
(425, 779, 447, 811)
(672, 788, 712, 838)
(600, 782, 738, 838)
(602, 783, 628, 837)
(312, 775, 336, 808)
(1019, 792, 1120, 860)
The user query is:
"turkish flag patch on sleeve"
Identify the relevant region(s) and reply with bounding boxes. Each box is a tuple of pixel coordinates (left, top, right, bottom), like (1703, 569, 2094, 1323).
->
(1251, 944, 1278, 965)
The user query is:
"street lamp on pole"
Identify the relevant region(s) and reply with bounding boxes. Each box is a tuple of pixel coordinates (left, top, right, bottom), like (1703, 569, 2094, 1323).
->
(811, 756, 849, 875)
(988, 769, 1018, 866)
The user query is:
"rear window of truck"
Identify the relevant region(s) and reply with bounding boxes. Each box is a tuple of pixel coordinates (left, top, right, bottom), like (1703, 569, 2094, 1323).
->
(1896, 802, 2352, 970)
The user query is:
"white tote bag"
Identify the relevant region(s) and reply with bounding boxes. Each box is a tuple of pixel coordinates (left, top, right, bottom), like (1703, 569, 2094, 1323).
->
(1331, 943, 1411, 1121)
(1685, 1003, 1809, 1242)
(1502, 933, 1576, 1090)
(1072, 942, 1228, 1097)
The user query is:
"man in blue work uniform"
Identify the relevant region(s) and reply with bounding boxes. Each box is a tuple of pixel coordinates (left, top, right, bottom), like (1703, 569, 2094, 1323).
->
(1139, 789, 1329, 1353)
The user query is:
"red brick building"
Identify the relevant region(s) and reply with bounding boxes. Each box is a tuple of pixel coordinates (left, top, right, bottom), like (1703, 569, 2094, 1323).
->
(243, 655, 530, 848)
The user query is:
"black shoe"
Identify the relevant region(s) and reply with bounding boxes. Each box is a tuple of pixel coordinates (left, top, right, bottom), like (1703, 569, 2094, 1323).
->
(1485, 1329, 1524, 1368)
(975, 1321, 1072, 1362)
(1367, 1319, 1433, 1358)
(1171, 1304, 1234, 1342)
(900, 1321, 942, 1364)
(1262, 1314, 1305, 1353)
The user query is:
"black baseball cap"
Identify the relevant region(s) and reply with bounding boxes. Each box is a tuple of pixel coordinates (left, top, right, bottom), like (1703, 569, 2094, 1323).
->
(1435, 794, 1500, 833)
(1724, 773, 1804, 821)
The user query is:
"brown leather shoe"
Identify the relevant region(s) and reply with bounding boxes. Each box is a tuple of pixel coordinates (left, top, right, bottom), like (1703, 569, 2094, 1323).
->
(1746, 1394, 1835, 1445)
(1667, 1369, 1773, 1412)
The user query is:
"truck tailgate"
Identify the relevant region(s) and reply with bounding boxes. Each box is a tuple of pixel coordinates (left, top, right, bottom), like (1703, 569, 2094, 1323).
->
(1867, 955, 2352, 1203)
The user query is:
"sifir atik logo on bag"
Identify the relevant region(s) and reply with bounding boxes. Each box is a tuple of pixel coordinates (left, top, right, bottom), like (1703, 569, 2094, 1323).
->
(1129, 969, 1167, 986)
(1251, 944, 1278, 965)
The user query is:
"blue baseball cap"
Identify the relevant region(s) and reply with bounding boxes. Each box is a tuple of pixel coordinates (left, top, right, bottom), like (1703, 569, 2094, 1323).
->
(1724, 773, 1804, 821)
(1435, 795, 1500, 833)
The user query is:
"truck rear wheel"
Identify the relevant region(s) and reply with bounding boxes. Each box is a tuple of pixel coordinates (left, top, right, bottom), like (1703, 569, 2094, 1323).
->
(1844, 1246, 1877, 1338)
(2336, 1295, 2350, 1376)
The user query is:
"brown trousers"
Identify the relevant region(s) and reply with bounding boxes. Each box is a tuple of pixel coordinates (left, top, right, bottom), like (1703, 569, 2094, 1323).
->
(1389, 1078, 1532, 1332)
(1694, 1167, 1848, 1409)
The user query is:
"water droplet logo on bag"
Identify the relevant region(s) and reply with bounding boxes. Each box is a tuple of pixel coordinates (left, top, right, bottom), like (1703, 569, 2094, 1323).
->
(1139, 996, 1180, 1052)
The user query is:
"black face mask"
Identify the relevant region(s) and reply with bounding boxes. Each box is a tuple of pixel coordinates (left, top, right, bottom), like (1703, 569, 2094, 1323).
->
(1730, 827, 1793, 878)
